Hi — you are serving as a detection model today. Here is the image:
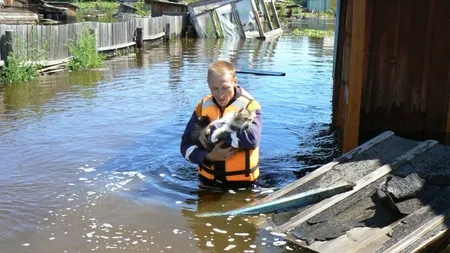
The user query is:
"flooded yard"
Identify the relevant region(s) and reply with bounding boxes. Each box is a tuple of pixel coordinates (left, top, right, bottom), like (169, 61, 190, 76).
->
(0, 20, 336, 253)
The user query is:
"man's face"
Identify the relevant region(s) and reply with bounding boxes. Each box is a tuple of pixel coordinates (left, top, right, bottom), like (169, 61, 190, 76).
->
(208, 72, 237, 108)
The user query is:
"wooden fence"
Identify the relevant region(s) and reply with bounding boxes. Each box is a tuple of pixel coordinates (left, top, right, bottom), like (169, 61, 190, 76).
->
(0, 15, 183, 66)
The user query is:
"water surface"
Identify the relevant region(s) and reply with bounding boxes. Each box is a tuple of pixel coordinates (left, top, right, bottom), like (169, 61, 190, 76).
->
(0, 21, 337, 253)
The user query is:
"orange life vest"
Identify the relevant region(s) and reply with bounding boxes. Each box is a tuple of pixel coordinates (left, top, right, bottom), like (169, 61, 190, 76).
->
(195, 87, 261, 182)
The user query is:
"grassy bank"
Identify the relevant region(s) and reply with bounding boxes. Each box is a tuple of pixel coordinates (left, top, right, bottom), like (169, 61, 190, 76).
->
(292, 28, 334, 38)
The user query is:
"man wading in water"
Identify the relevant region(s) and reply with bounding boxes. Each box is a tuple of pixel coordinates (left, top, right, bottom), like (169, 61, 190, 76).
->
(180, 60, 263, 189)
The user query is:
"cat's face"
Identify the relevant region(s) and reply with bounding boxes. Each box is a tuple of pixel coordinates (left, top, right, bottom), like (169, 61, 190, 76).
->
(232, 109, 256, 130)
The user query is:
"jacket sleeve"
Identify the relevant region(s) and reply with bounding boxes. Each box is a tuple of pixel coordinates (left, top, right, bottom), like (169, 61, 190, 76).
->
(232, 100, 263, 149)
(180, 106, 208, 165)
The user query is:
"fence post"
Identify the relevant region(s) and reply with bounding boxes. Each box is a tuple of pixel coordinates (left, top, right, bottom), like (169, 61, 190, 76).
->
(165, 23, 170, 42)
(136, 27, 143, 49)
(4, 30, 15, 64)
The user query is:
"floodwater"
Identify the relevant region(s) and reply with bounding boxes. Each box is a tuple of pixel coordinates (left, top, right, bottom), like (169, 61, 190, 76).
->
(0, 20, 337, 253)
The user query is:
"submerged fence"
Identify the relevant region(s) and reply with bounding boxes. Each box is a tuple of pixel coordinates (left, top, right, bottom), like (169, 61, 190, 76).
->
(0, 15, 183, 66)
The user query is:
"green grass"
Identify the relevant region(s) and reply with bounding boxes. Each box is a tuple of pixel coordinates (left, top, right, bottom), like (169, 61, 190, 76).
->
(74, 1, 119, 16)
(67, 25, 105, 70)
(292, 28, 334, 38)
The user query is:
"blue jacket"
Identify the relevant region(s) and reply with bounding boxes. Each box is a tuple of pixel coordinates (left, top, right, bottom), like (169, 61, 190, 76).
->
(180, 87, 263, 165)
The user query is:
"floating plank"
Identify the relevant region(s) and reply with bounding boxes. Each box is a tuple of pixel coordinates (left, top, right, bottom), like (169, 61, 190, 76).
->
(262, 131, 394, 202)
(196, 182, 355, 218)
(277, 139, 438, 232)
(236, 69, 285, 76)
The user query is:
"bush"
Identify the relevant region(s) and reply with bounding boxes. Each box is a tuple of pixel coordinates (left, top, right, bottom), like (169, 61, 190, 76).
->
(135, 0, 151, 17)
(1, 29, 50, 84)
(68, 25, 105, 70)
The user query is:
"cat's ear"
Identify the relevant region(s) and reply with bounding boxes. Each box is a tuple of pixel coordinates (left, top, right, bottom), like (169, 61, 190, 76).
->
(237, 108, 244, 113)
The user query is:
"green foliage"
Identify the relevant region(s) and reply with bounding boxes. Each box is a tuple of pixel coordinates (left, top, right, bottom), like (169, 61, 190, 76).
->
(67, 25, 105, 70)
(1, 28, 50, 84)
(292, 7, 303, 17)
(135, 0, 150, 17)
(324, 7, 336, 17)
(277, 4, 286, 19)
(75, 1, 119, 16)
(2, 50, 39, 84)
(292, 28, 334, 38)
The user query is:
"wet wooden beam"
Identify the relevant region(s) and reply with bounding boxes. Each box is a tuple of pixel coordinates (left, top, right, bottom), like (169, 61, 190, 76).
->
(277, 139, 438, 232)
(262, 131, 394, 202)
(343, 0, 367, 152)
(381, 214, 449, 253)
(336, 0, 355, 132)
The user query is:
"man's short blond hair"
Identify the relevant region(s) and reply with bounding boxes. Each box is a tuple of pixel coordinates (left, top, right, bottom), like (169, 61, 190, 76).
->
(208, 60, 236, 82)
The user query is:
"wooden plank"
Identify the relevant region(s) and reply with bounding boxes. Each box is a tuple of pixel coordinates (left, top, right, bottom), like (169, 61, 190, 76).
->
(277, 139, 438, 232)
(344, 204, 437, 253)
(446, 0, 450, 144)
(269, 0, 281, 29)
(309, 225, 398, 253)
(402, 0, 428, 139)
(231, 3, 245, 38)
(250, 0, 265, 37)
(262, 131, 394, 202)
(419, 0, 436, 136)
(343, 0, 367, 152)
(261, 0, 273, 31)
(411, 230, 448, 253)
(332, 0, 347, 129)
(335, 0, 352, 129)
(424, 0, 449, 141)
(381, 214, 449, 253)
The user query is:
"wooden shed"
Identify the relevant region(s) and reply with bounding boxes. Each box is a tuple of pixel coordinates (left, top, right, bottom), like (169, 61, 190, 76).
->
(0, 0, 39, 24)
(331, 0, 450, 153)
(146, 0, 188, 17)
(249, 131, 450, 252)
(45, 2, 78, 22)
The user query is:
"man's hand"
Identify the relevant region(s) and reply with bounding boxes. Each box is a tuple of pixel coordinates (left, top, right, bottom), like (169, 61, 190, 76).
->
(199, 125, 212, 149)
(206, 141, 238, 161)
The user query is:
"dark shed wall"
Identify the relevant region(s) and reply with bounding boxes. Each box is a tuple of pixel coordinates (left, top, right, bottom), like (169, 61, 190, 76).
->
(334, 0, 450, 147)
(151, 2, 187, 17)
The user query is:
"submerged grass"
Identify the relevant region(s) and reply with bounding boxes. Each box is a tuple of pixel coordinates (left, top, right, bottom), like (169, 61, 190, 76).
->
(292, 28, 334, 38)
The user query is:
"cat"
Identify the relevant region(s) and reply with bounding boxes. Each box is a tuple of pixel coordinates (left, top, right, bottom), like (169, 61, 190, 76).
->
(191, 108, 256, 151)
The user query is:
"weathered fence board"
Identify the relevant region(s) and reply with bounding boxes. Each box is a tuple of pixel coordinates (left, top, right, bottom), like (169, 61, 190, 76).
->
(0, 15, 183, 65)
